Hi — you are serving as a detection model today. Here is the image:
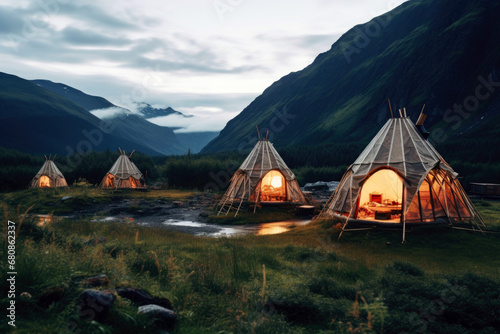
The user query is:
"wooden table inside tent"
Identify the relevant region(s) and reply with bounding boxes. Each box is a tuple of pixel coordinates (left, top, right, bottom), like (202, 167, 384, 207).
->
(367, 205, 402, 220)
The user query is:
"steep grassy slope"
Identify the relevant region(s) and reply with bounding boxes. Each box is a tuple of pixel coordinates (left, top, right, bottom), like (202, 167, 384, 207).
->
(0, 72, 156, 155)
(203, 0, 500, 153)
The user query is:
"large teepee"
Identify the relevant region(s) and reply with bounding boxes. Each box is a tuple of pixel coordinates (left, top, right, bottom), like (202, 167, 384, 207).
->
(29, 156, 68, 188)
(100, 149, 146, 189)
(217, 135, 306, 215)
(317, 108, 485, 241)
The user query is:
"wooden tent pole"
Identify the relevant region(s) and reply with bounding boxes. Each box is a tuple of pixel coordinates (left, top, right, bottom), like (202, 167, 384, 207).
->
(401, 184, 406, 244)
(398, 109, 403, 118)
(265, 130, 269, 140)
(388, 99, 394, 118)
(256, 126, 261, 140)
(403, 107, 407, 118)
(416, 104, 427, 126)
(129, 150, 135, 158)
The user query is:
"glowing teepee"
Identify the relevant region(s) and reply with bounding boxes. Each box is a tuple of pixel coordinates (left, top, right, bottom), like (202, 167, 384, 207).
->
(317, 107, 485, 241)
(29, 156, 68, 188)
(216, 134, 306, 216)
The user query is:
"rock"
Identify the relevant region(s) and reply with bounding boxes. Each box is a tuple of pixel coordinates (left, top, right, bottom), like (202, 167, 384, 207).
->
(80, 275, 110, 287)
(117, 288, 173, 309)
(61, 196, 73, 201)
(172, 201, 184, 207)
(199, 211, 209, 218)
(138, 304, 177, 332)
(78, 290, 116, 322)
(84, 236, 107, 246)
(38, 286, 65, 307)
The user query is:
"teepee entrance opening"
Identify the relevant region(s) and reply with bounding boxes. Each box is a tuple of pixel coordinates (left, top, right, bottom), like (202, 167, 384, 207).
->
(39, 175, 51, 188)
(259, 170, 286, 202)
(103, 174, 115, 188)
(356, 168, 403, 222)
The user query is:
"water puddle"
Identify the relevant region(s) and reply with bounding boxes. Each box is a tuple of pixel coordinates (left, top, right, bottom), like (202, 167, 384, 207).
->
(35, 214, 311, 237)
(159, 218, 312, 237)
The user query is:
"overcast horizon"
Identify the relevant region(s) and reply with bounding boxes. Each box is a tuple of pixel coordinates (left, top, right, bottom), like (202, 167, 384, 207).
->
(1, 0, 407, 132)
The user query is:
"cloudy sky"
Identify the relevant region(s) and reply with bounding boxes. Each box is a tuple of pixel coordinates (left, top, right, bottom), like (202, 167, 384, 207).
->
(0, 0, 406, 132)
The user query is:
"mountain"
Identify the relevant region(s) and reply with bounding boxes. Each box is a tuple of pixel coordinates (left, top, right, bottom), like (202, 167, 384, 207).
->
(175, 132, 219, 153)
(202, 0, 500, 153)
(31, 79, 189, 155)
(32, 79, 114, 111)
(134, 102, 191, 119)
(0, 72, 183, 156)
(28, 78, 214, 154)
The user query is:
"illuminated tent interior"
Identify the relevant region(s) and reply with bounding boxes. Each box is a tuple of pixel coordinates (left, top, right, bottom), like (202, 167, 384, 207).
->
(317, 110, 485, 241)
(29, 156, 68, 188)
(217, 137, 306, 216)
(99, 149, 146, 189)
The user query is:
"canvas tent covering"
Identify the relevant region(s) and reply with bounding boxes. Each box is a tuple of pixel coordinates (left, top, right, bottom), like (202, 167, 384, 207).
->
(29, 157, 68, 188)
(217, 139, 306, 215)
(318, 115, 485, 239)
(100, 151, 146, 189)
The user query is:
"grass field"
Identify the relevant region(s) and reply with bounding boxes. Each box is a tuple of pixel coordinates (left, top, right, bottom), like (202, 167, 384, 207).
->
(0, 188, 499, 333)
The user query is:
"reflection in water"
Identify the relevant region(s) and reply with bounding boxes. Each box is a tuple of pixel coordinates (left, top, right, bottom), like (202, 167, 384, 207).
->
(40, 214, 311, 237)
(160, 219, 311, 237)
(36, 215, 54, 226)
(256, 220, 310, 236)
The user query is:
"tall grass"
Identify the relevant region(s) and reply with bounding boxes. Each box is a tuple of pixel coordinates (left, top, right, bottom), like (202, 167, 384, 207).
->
(0, 195, 499, 333)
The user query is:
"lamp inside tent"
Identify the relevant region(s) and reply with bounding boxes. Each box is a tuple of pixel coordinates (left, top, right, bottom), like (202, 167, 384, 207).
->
(260, 170, 286, 202)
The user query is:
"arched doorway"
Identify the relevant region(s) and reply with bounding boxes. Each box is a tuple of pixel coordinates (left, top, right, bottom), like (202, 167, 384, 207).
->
(39, 175, 51, 188)
(260, 170, 286, 202)
(356, 169, 403, 221)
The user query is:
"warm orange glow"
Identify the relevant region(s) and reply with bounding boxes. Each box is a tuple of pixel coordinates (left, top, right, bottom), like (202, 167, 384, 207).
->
(260, 170, 286, 202)
(105, 175, 115, 188)
(39, 175, 51, 188)
(357, 169, 403, 221)
(257, 224, 288, 235)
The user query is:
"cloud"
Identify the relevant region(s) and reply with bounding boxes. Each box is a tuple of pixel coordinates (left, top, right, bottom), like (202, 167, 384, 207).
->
(90, 106, 132, 119)
(148, 106, 238, 133)
(0, 0, 408, 137)
(60, 27, 132, 46)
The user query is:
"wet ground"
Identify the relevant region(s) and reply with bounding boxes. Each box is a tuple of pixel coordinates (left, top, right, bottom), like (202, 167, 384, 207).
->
(38, 186, 336, 237)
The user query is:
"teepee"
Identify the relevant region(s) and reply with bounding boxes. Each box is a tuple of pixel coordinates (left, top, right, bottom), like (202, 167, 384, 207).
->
(29, 156, 68, 188)
(317, 107, 485, 241)
(217, 133, 306, 215)
(99, 149, 146, 189)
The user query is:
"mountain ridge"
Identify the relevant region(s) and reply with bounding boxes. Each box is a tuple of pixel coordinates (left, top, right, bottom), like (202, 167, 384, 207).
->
(202, 0, 500, 153)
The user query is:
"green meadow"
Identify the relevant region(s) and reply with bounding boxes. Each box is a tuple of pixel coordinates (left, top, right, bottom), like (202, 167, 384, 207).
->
(0, 188, 499, 333)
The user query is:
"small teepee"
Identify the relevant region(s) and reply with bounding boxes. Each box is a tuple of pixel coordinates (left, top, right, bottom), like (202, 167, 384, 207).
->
(217, 131, 306, 215)
(29, 156, 68, 188)
(317, 105, 485, 241)
(100, 149, 146, 189)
